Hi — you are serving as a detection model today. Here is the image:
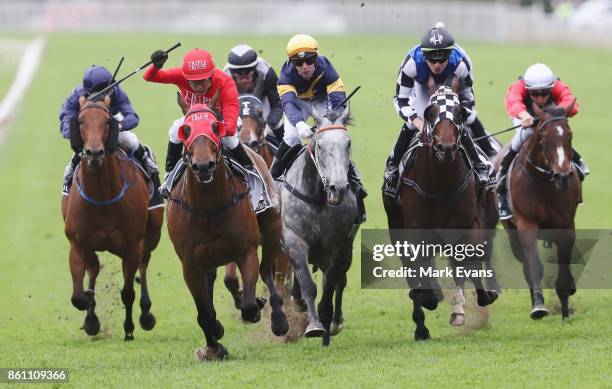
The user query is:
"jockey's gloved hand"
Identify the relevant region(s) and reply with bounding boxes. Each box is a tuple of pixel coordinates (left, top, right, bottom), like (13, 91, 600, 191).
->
(518, 111, 534, 128)
(296, 121, 313, 140)
(151, 50, 168, 69)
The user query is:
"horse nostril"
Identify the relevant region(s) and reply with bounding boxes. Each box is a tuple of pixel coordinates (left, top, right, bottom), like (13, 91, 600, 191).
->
(207, 161, 216, 170)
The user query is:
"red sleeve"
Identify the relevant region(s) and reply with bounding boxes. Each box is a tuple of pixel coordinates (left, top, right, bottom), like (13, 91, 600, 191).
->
(142, 66, 185, 85)
(552, 80, 579, 117)
(504, 79, 528, 118)
(216, 74, 239, 137)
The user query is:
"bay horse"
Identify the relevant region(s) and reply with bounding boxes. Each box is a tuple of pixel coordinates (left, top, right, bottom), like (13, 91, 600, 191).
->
(382, 86, 499, 340)
(167, 101, 288, 361)
(280, 107, 359, 346)
(61, 95, 163, 340)
(496, 101, 580, 320)
(223, 95, 293, 310)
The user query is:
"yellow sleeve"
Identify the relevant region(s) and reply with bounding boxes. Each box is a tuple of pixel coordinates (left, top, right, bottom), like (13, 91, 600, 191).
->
(326, 77, 345, 94)
(278, 84, 297, 97)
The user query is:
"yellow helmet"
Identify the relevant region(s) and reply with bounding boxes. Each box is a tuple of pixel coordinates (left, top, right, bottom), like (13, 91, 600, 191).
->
(286, 34, 319, 59)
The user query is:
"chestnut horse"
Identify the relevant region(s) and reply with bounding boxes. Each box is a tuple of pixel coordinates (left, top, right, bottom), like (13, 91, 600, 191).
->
(62, 96, 163, 340)
(167, 103, 288, 361)
(496, 101, 580, 320)
(222, 97, 293, 308)
(382, 86, 499, 340)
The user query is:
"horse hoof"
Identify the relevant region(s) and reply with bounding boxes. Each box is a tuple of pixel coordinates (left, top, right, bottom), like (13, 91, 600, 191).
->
(194, 344, 229, 362)
(322, 334, 331, 347)
(477, 290, 499, 307)
(72, 296, 89, 311)
(83, 315, 100, 336)
(305, 322, 327, 338)
(215, 320, 225, 340)
(414, 328, 431, 341)
(271, 311, 289, 336)
(449, 313, 465, 327)
(256, 297, 267, 309)
(410, 289, 438, 310)
(530, 305, 549, 320)
(139, 312, 156, 331)
(124, 333, 134, 341)
(330, 321, 344, 336)
(241, 306, 261, 323)
(292, 297, 307, 313)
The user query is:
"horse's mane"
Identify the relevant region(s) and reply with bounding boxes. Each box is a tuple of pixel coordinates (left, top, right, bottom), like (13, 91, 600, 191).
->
(542, 105, 565, 117)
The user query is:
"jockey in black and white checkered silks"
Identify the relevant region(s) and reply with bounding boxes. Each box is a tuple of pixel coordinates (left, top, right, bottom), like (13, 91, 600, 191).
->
(383, 24, 497, 198)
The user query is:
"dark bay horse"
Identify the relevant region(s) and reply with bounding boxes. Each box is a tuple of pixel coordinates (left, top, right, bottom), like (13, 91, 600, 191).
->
(223, 96, 293, 308)
(383, 86, 499, 340)
(496, 101, 581, 320)
(167, 103, 288, 361)
(62, 95, 163, 340)
(280, 107, 359, 346)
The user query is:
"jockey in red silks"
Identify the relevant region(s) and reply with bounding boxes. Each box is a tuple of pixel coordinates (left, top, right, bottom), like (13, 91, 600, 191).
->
(497, 63, 588, 219)
(143, 47, 252, 196)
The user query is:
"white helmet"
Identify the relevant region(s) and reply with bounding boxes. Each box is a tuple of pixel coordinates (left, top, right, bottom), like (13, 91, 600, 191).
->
(523, 63, 556, 90)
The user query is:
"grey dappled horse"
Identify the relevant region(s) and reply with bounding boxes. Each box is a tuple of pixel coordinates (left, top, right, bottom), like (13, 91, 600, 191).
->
(280, 107, 359, 346)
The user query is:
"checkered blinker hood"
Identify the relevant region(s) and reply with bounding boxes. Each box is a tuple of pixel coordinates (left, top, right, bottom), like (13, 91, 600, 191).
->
(424, 86, 468, 129)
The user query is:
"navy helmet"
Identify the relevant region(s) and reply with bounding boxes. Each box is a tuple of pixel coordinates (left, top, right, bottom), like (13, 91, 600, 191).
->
(82, 65, 114, 95)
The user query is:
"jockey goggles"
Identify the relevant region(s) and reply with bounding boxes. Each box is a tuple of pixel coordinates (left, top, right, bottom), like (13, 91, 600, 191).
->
(291, 55, 316, 67)
(424, 49, 450, 64)
(529, 89, 551, 97)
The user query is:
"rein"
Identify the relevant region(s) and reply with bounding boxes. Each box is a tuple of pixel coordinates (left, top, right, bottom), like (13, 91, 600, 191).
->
(284, 124, 348, 206)
(74, 153, 133, 206)
(168, 152, 250, 218)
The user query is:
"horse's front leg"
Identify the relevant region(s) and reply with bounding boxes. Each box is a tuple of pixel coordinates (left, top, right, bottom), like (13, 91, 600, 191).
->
(318, 262, 344, 346)
(223, 262, 242, 310)
(259, 213, 289, 336)
(236, 247, 262, 324)
(555, 229, 576, 320)
(516, 222, 547, 319)
(119, 243, 142, 341)
(137, 251, 156, 331)
(83, 252, 101, 336)
(284, 230, 325, 337)
(182, 260, 227, 362)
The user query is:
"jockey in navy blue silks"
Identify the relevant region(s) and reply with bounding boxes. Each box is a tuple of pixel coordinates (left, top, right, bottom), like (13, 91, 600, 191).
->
(59, 65, 161, 199)
(272, 34, 366, 223)
(382, 25, 496, 198)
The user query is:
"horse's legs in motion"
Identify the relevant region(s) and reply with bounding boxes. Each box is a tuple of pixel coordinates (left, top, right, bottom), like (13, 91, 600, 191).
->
(83, 252, 101, 336)
(259, 213, 289, 336)
(450, 274, 466, 327)
(330, 233, 356, 337)
(291, 274, 307, 312)
(406, 257, 438, 340)
(516, 222, 547, 319)
(555, 230, 577, 320)
(119, 244, 141, 341)
(182, 262, 227, 361)
(236, 247, 262, 323)
(138, 251, 156, 331)
(69, 243, 89, 311)
(223, 263, 242, 310)
(284, 231, 325, 337)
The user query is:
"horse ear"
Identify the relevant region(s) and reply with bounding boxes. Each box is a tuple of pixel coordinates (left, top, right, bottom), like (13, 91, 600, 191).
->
(256, 106, 264, 117)
(177, 91, 189, 115)
(103, 94, 111, 107)
(181, 125, 191, 140)
(451, 105, 469, 123)
(208, 90, 220, 111)
(424, 104, 439, 125)
(79, 95, 86, 107)
(450, 77, 461, 94)
(564, 98, 576, 118)
(532, 101, 545, 120)
(427, 75, 437, 97)
(339, 105, 350, 123)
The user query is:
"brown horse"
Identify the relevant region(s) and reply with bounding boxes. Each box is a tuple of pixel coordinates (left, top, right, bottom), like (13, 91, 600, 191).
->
(167, 102, 288, 361)
(61, 96, 163, 340)
(382, 86, 499, 340)
(222, 105, 293, 308)
(496, 101, 580, 320)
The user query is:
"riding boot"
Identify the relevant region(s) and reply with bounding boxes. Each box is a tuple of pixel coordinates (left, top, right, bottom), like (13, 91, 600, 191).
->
(469, 117, 496, 158)
(135, 144, 163, 206)
(161, 141, 184, 199)
(571, 148, 589, 181)
(228, 142, 254, 170)
(496, 148, 518, 220)
(461, 132, 496, 188)
(382, 124, 416, 198)
(348, 161, 367, 224)
(62, 152, 81, 194)
(270, 140, 291, 179)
